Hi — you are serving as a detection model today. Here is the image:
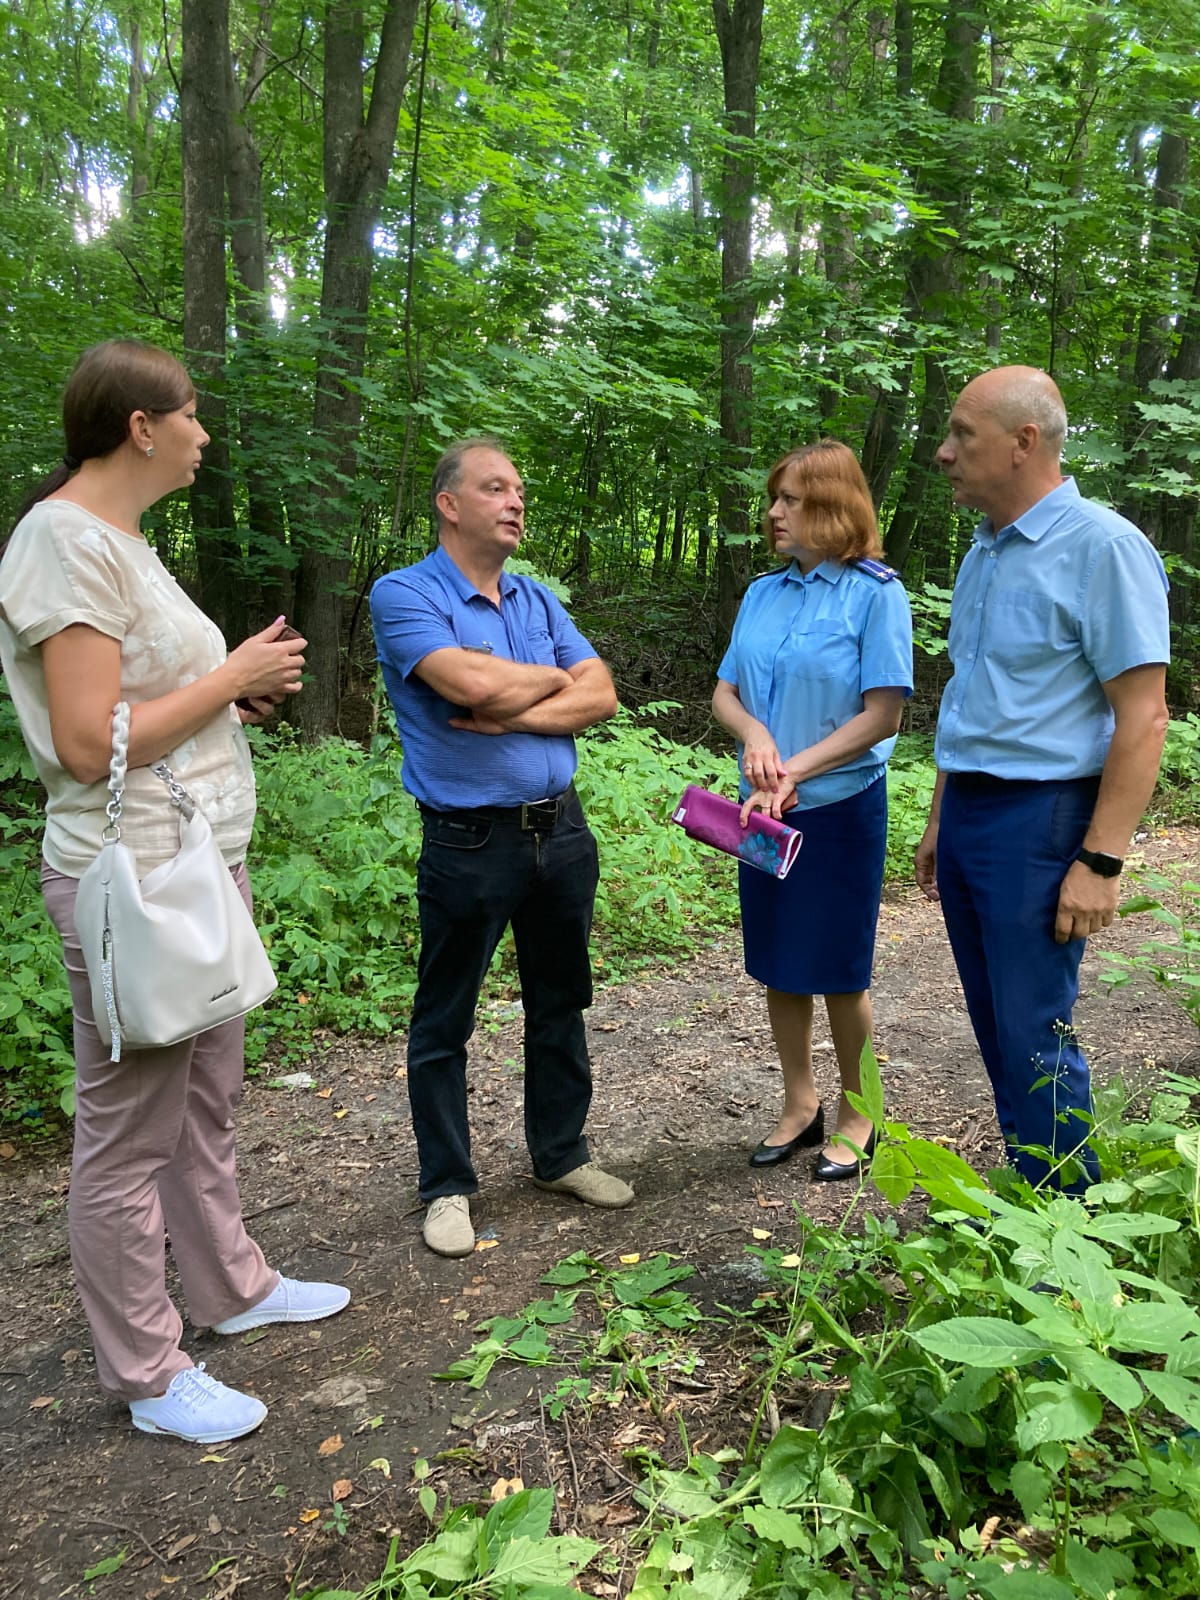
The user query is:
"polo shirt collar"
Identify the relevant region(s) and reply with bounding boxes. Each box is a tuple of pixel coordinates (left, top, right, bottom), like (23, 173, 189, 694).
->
(975, 476, 1081, 547)
(432, 541, 519, 602)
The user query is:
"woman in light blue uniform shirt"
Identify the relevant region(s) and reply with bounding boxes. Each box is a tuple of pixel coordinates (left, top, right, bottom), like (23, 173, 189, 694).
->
(712, 440, 913, 1180)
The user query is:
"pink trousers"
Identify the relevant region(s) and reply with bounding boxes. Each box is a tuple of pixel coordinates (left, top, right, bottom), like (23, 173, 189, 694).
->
(42, 862, 277, 1401)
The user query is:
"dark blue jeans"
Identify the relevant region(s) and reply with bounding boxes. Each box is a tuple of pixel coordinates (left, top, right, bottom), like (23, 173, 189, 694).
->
(937, 774, 1102, 1192)
(407, 790, 599, 1200)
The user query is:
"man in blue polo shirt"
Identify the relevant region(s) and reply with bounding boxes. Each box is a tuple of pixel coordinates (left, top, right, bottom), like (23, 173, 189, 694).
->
(370, 438, 632, 1257)
(915, 366, 1170, 1192)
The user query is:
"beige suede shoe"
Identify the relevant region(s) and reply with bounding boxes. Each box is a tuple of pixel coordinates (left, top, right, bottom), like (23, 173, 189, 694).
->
(423, 1195, 475, 1257)
(532, 1163, 634, 1208)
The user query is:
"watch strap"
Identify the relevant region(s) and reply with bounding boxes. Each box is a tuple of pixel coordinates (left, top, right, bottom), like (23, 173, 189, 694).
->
(1076, 846, 1123, 878)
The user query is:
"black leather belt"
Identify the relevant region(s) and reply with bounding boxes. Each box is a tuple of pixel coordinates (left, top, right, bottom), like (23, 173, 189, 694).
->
(420, 785, 575, 831)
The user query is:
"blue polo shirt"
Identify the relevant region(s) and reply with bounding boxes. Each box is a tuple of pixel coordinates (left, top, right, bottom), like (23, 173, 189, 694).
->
(717, 559, 914, 811)
(370, 545, 598, 809)
(935, 478, 1170, 780)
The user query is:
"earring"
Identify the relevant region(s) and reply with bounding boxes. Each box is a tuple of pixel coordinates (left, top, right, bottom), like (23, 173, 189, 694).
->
(146, 446, 155, 459)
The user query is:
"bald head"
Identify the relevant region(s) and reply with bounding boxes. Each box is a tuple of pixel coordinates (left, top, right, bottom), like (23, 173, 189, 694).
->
(936, 365, 1068, 527)
(960, 366, 1067, 457)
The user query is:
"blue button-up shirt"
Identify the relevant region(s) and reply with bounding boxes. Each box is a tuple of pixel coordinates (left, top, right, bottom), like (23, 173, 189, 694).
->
(935, 478, 1170, 779)
(371, 545, 598, 809)
(717, 559, 914, 811)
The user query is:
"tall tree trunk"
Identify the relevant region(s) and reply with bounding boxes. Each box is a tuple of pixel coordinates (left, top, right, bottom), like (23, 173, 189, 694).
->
(291, 0, 422, 738)
(181, 0, 243, 640)
(225, 4, 289, 621)
(711, 0, 763, 641)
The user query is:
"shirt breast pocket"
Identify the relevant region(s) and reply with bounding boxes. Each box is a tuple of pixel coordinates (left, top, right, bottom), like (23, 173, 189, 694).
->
(784, 621, 859, 682)
(524, 626, 559, 667)
(982, 588, 1065, 673)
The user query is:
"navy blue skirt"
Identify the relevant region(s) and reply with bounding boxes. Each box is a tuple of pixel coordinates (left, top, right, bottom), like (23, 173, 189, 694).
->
(739, 775, 887, 995)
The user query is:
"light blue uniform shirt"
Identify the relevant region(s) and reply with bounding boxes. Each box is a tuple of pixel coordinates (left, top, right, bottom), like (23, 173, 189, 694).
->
(370, 545, 598, 809)
(717, 559, 914, 811)
(935, 478, 1170, 779)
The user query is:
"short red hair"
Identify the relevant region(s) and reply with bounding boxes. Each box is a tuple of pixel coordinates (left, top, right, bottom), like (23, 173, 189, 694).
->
(764, 439, 883, 563)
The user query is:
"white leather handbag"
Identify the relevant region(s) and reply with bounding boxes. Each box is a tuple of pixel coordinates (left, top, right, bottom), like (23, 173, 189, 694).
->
(75, 702, 277, 1062)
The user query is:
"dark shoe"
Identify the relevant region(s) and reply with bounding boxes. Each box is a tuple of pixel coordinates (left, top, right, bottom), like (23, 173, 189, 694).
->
(749, 1105, 825, 1168)
(813, 1129, 877, 1183)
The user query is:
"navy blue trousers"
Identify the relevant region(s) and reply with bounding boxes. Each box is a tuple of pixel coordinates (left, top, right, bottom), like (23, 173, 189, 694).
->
(407, 791, 598, 1201)
(937, 774, 1102, 1192)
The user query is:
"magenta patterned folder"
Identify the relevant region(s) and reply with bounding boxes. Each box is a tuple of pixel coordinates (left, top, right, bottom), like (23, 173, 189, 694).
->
(671, 785, 803, 879)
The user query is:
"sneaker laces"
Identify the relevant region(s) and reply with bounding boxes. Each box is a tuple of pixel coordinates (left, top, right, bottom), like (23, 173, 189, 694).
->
(167, 1363, 224, 1411)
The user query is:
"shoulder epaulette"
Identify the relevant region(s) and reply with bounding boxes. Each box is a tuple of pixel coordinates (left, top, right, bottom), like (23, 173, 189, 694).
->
(853, 557, 899, 583)
(748, 564, 792, 585)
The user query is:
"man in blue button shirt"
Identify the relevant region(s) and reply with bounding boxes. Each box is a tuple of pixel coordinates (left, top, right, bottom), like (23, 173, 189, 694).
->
(370, 439, 631, 1257)
(915, 367, 1170, 1192)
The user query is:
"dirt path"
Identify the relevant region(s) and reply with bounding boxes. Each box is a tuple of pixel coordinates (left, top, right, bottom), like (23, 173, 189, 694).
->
(2, 830, 1196, 1599)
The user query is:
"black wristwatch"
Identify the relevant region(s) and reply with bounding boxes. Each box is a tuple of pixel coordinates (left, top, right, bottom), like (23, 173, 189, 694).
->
(1076, 847, 1123, 879)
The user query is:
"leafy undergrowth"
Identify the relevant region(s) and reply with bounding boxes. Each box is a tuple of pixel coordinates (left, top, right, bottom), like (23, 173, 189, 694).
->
(297, 1056, 1200, 1600)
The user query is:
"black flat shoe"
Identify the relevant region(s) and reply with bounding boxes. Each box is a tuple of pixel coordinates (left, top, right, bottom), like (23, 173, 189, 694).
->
(813, 1130, 877, 1183)
(749, 1105, 825, 1168)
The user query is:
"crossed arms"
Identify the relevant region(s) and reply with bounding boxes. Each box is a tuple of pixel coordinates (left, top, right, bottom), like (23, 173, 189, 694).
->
(413, 648, 618, 736)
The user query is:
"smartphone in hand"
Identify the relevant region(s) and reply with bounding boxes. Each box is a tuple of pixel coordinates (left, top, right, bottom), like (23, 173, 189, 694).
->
(236, 623, 303, 713)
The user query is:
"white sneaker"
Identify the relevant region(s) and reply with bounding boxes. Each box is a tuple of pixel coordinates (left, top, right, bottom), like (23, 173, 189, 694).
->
(129, 1363, 267, 1443)
(423, 1194, 475, 1257)
(211, 1275, 351, 1335)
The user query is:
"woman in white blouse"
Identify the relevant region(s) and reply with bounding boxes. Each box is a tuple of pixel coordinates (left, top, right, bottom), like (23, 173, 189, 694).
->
(0, 340, 350, 1443)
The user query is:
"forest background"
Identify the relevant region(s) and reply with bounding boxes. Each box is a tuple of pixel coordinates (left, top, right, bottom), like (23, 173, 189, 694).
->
(4, 0, 1200, 1117)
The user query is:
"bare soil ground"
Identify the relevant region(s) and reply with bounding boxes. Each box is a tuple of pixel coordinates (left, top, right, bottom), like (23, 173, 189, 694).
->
(2, 830, 1197, 1600)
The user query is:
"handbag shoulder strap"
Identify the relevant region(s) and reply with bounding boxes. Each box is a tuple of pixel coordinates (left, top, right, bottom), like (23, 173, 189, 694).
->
(105, 702, 197, 833)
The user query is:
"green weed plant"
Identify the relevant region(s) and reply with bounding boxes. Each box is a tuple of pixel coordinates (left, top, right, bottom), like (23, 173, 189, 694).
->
(1100, 866, 1200, 1033)
(399, 1049, 1200, 1600)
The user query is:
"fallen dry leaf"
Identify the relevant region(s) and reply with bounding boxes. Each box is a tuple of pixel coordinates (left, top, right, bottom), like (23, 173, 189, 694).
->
(0, 1143, 16, 1160)
(29, 1396, 56, 1410)
(331, 1478, 353, 1503)
(619, 1253, 641, 1265)
(474, 1239, 499, 1252)
(318, 1434, 344, 1457)
(778, 1253, 802, 1269)
(299, 1509, 320, 1524)
(751, 1228, 771, 1241)
(367, 1457, 391, 1479)
(333, 1109, 349, 1120)
(197, 1453, 228, 1464)
(756, 1196, 784, 1209)
(166, 1533, 198, 1560)
(490, 1475, 524, 1500)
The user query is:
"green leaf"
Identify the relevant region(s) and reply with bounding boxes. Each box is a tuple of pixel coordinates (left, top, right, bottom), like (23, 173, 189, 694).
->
(759, 1425, 822, 1508)
(856, 1037, 886, 1126)
(870, 1142, 915, 1204)
(1139, 1369, 1200, 1431)
(488, 1534, 599, 1584)
(1014, 1382, 1102, 1448)
(482, 1486, 556, 1547)
(1008, 1460, 1051, 1521)
(403, 1525, 478, 1581)
(1147, 1507, 1200, 1548)
(741, 1506, 813, 1550)
(909, 1318, 1052, 1368)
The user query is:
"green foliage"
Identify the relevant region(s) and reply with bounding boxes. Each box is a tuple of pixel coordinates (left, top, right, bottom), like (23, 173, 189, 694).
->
(1158, 716, 1200, 822)
(0, 698, 75, 1118)
(885, 736, 937, 882)
(1100, 867, 1200, 1032)
(351, 1049, 1200, 1599)
(292, 1485, 598, 1600)
(436, 1250, 707, 1409)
